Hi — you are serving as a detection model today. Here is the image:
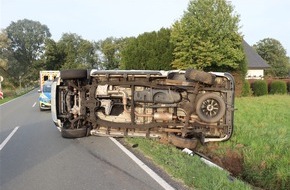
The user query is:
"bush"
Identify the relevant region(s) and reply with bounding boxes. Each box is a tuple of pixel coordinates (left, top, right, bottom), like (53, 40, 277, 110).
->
(2, 89, 16, 97)
(252, 80, 268, 96)
(270, 81, 287, 94)
(287, 81, 290, 93)
(241, 80, 252, 97)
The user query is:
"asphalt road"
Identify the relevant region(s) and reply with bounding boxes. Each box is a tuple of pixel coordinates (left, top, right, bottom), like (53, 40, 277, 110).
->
(0, 89, 174, 190)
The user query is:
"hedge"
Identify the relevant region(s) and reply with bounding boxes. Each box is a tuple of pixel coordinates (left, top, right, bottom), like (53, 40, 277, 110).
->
(241, 80, 252, 97)
(270, 81, 287, 94)
(251, 80, 268, 96)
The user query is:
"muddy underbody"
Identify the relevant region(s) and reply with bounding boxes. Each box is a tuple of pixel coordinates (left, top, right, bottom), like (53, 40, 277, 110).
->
(52, 69, 235, 149)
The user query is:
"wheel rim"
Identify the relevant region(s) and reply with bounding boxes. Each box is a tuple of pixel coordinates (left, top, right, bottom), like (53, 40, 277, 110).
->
(201, 98, 220, 117)
(196, 93, 226, 123)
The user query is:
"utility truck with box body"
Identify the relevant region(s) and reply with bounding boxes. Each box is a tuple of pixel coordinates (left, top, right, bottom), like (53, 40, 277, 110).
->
(51, 69, 235, 149)
(39, 70, 60, 91)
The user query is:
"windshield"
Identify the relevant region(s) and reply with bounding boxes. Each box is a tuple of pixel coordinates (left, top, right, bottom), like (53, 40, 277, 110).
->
(43, 81, 52, 92)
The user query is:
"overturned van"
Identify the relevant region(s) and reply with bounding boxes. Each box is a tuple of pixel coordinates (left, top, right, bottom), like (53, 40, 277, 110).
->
(51, 69, 235, 149)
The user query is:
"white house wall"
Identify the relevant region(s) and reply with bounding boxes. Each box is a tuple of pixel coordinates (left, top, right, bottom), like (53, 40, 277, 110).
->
(246, 69, 264, 79)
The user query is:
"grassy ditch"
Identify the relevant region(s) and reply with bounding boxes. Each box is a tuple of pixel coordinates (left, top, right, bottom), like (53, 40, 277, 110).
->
(125, 95, 290, 190)
(221, 95, 290, 189)
(125, 137, 251, 190)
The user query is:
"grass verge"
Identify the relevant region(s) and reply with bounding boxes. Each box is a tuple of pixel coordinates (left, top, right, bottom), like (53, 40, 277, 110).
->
(125, 137, 252, 190)
(0, 87, 35, 105)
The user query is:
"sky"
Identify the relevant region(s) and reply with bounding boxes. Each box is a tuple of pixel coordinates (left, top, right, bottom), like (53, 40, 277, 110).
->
(0, 0, 289, 56)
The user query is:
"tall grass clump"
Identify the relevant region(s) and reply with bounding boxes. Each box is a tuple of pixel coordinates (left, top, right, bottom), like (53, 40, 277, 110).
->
(251, 80, 268, 96)
(269, 81, 287, 94)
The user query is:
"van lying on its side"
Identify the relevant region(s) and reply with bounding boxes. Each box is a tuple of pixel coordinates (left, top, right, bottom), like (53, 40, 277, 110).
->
(51, 69, 235, 149)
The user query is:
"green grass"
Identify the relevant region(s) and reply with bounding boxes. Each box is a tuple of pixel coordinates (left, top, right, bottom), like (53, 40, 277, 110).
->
(0, 96, 15, 104)
(125, 95, 290, 190)
(228, 95, 290, 189)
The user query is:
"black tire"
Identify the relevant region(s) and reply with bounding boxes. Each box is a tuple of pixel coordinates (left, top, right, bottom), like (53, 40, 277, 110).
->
(185, 69, 215, 85)
(168, 73, 186, 81)
(60, 69, 87, 80)
(196, 93, 226, 123)
(168, 134, 198, 149)
(61, 128, 87, 138)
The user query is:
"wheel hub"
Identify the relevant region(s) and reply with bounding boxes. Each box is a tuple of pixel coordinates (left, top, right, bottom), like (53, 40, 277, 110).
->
(207, 104, 214, 111)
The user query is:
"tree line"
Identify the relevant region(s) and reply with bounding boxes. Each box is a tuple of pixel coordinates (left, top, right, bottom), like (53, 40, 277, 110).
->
(0, 0, 289, 88)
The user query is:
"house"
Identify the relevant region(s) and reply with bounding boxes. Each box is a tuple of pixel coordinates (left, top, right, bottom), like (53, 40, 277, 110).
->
(243, 40, 270, 79)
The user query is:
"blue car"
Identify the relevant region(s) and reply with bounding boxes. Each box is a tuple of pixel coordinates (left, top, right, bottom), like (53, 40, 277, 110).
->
(39, 80, 53, 111)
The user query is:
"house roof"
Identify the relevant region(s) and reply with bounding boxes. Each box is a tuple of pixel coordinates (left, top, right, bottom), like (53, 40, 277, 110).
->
(243, 40, 271, 69)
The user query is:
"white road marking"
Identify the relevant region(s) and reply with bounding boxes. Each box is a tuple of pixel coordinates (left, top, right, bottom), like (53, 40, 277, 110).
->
(0, 126, 20, 151)
(109, 137, 175, 190)
(32, 102, 37, 107)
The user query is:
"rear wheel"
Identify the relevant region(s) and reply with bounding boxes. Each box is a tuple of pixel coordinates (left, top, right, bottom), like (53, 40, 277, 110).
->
(60, 69, 87, 80)
(196, 93, 226, 123)
(185, 69, 215, 85)
(168, 73, 186, 81)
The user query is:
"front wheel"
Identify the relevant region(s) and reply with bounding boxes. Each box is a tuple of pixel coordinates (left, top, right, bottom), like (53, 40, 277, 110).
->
(196, 93, 226, 123)
(61, 128, 87, 138)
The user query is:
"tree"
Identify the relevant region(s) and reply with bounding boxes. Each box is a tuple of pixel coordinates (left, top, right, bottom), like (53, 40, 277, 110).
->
(288, 57, 290, 76)
(57, 33, 99, 69)
(0, 30, 11, 77)
(5, 19, 51, 84)
(170, 0, 244, 72)
(253, 38, 289, 77)
(98, 37, 122, 69)
(43, 39, 64, 70)
(120, 28, 173, 70)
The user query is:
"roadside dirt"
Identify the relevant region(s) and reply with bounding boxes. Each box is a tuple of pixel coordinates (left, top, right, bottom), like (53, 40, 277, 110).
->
(197, 142, 244, 177)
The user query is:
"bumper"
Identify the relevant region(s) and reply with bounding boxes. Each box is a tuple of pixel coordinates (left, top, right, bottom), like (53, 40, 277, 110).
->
(39, 101, 51, 109)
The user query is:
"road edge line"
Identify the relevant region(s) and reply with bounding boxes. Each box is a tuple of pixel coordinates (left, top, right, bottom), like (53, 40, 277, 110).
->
(109, 137, 175, 190)
(0, 126, 20, 151)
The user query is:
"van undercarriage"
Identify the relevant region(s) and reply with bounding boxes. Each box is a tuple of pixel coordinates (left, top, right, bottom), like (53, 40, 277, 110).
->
(51, 69, 235, 149)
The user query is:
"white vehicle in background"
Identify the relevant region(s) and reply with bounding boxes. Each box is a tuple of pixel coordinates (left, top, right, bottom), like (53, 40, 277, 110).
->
(51, 69, 235, 149)
(38, 70, 59, 111)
